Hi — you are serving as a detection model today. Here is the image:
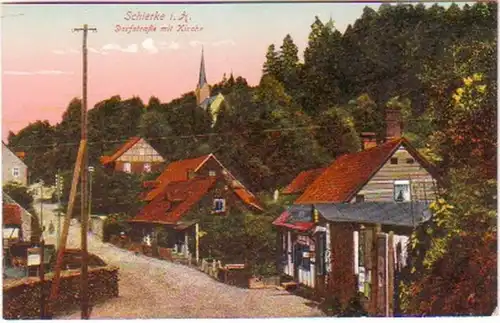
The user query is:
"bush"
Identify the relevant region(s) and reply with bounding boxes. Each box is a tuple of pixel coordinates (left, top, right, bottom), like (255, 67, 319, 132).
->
(103, 213, 131, 242)
(3, 265, 119, 319)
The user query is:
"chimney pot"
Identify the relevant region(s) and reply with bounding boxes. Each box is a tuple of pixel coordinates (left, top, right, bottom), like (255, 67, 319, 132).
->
(360, 132, 377, 150)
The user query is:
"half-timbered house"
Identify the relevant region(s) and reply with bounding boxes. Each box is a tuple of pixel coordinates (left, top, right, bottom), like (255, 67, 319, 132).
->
(100, 137, 165, 174)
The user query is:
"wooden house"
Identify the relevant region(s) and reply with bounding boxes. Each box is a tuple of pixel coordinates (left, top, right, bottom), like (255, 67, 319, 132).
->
(100, 137, 165, 174)
(128, 153, 264, 259)
(273, 109, 441, 316)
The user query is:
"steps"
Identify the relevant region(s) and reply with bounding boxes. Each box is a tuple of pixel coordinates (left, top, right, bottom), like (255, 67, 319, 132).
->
(281, 281, 298, 290)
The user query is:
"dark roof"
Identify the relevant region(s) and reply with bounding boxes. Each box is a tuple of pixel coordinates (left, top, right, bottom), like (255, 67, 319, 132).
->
(282, 168, 327, 195)
(272, 205, 315, 232)
(296, 137, 440, 204)
(315, 202, 431, 228)
(100, 137, 142, 165)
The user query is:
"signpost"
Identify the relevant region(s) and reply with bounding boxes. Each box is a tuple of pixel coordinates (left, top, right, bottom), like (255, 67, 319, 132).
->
(27, 247, 41, 266)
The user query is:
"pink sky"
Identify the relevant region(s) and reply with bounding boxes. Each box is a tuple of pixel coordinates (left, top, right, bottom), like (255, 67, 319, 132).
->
(1, 2, 412, 141)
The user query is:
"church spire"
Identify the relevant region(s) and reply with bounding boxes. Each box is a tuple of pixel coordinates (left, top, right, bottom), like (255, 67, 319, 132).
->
(198, 46, 207, 88)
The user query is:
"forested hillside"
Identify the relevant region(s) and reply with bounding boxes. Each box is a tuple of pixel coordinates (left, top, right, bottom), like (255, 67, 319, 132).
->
(7, 3, 496, 194)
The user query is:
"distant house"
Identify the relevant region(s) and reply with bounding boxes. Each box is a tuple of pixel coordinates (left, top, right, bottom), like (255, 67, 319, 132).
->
(273, 109, 441, 316)
(129, 153, 263, 258)
(2, 192, 35, 244)
(2, 142, 28, 186)
(100, 137, 165, 174)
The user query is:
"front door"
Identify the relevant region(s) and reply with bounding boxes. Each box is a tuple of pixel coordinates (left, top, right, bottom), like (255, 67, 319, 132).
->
(293, 243, 302, 280)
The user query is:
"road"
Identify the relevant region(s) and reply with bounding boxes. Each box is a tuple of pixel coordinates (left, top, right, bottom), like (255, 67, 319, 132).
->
(37, 203, 324, 319)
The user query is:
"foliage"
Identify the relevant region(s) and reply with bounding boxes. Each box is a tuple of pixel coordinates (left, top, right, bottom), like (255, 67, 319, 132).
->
(320, 293, 368, 317)
(7, 120, 55, 184)
(400, 74, 497, 316)
(3, 266, 119, 319)
(194, 197, 281, 277)
(102, 213, 132, 242)
(60, 166, 143, 218)
(315, 106, 361, 158)
(3, 181, 37, 216)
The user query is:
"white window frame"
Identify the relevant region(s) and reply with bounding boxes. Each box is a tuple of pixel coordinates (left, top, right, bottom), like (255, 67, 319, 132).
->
(139, 148, 146, 156)
(394, 180, 411, 202)
(213, 198, 226, 213)
(123, 162, 132, 173)
(209, 170, 216, 177)
(144, 163, 152, 173)
(12, 167, 20, 178)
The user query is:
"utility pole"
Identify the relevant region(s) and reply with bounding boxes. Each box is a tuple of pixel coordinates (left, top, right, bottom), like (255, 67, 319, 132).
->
(73, 23, 97, 320)
(55, 171, 63, 250)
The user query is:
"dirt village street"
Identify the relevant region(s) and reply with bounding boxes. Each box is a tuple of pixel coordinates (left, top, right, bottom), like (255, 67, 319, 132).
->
(39, 203, 324, 319)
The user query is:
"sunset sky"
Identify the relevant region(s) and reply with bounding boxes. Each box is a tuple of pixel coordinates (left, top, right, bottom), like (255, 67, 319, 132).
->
(1, 1, 459, 141)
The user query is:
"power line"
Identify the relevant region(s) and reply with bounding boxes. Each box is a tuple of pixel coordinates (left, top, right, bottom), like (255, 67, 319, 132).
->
(7, 120, 434, 150)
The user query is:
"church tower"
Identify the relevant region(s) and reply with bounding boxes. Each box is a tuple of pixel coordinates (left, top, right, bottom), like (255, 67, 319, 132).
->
(195, 47, 210, 105)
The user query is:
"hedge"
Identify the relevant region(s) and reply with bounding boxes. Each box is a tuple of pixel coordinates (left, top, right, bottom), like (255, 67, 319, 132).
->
(3, 265, 119, 319)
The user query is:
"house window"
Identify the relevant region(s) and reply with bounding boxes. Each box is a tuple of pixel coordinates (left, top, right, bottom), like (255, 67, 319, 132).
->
(12, 167, 20, 178)
(144, 163, 151, 173)
(355, 194, 365, 203)
(390, 158, 398, 165)
(123, 162, 132, 173)
(209, 170, 216, 177)
(394, 180, 411, 202)
(406, 158, 415, 164)
(139, 148, 145, 156)
(213, 198, 226, 213)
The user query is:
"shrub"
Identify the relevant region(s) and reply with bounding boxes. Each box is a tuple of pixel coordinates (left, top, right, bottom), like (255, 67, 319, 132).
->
(3, 266, 119, 319)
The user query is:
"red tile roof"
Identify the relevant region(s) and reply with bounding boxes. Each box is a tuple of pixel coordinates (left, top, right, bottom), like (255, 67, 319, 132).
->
(143, 154, 211, 201)
(296, 138, 406, 204)
(100, 137, 142, 165)
(3, 204, 21, 226)
(272, 210, 315, 232)
(234, 188, 264, 211)
(131, 177, 217, 225)
(282, 168, 327, 195)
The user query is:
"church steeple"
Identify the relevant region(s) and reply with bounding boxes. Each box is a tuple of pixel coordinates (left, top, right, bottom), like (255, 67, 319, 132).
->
(198, 46, 207, 88)
(195, 46, 210, 105)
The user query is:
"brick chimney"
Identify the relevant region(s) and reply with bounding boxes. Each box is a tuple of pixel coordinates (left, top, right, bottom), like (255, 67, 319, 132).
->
(360, 132, 377, 150)
(385, 108, 402, 140)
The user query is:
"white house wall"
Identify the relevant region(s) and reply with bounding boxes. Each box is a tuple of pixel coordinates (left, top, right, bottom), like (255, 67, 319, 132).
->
(2, 144, 28, 186)
(117, 138, 165, 163)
